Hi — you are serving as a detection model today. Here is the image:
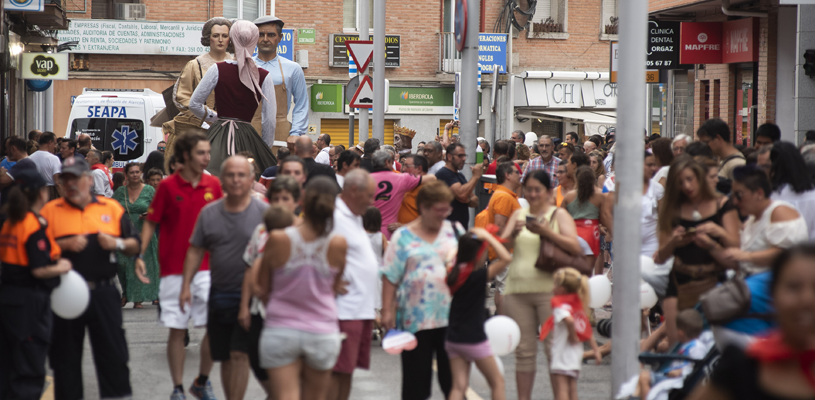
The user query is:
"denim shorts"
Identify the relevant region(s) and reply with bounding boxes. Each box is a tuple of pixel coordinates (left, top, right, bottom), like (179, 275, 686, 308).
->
(259, 327, 342, 371)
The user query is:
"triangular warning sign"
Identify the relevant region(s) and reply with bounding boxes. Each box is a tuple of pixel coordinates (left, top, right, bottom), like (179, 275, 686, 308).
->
(349, 75, 374, 109)
(346, 40, 374, 73)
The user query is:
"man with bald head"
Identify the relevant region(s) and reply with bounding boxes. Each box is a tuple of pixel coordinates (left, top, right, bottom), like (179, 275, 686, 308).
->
(180, 155, 269, 400)
(294, 135, 336, 182)
(331, 169, 379, 399)
(583, 140, 597, 154)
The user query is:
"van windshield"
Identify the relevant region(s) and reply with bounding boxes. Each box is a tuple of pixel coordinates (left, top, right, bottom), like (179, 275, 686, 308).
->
(70, 118, 145, 162)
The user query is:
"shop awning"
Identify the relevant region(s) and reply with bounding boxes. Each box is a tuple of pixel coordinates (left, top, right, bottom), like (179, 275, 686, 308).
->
(531, 110, 617, 125)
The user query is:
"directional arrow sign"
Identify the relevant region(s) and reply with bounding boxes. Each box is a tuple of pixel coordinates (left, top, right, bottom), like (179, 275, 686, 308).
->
(349, 75, 374, 109)
(345, 40, 374, 73)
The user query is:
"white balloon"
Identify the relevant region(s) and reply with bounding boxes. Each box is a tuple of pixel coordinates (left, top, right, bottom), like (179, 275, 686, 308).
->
(518, 198, 530, 209)
(640, 255, 656, 275)
(588, 275, 612, 309)
(51, 270, 90, 319)
(640, 282, 658, 309)
(484, 316, 521, 356)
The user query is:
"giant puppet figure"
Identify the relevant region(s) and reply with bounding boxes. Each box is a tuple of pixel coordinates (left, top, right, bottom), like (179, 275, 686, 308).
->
(165, 17, 234, 172)
(190, 20, 278, 176)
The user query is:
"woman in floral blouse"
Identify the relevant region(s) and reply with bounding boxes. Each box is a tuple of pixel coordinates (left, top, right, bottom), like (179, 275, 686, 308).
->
(382, 181, 462, 400)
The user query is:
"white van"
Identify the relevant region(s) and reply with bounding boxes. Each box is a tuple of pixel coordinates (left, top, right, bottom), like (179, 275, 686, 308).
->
(65, 88, 165, 171)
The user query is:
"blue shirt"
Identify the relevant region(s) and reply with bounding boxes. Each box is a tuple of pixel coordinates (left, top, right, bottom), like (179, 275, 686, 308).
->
(1, 157, 15, 170)
(724, 271, 776, 335)
(253, 55, 309, 136)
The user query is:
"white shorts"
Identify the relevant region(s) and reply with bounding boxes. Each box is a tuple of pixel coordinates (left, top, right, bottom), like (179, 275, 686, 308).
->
(158, 271, 211, 329)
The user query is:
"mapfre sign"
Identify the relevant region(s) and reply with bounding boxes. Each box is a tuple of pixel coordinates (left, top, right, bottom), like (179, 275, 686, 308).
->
(722, 18, 759, 63)
(679, 22, 722, 64)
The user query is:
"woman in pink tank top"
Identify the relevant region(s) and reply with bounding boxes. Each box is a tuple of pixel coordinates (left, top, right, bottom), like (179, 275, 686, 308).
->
(254, 176, 347, 400)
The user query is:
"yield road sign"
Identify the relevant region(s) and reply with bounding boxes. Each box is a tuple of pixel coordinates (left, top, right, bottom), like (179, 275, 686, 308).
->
(349, 75, 374, 109)
(345, 40, 374, 73)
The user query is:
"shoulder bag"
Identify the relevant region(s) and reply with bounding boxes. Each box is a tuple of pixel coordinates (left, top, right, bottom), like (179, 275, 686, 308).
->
(534, 208, 591, 275)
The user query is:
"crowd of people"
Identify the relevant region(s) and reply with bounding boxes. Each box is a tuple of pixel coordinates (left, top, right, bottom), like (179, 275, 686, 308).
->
(4, 12, 815, 400)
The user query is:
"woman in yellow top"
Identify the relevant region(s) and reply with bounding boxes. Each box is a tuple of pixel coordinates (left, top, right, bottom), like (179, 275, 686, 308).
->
(0, 165, 71, 399)
(500, 169, 582, 400)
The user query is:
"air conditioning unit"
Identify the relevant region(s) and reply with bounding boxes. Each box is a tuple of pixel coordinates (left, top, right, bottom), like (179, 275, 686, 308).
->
(116, 4, 146, 20)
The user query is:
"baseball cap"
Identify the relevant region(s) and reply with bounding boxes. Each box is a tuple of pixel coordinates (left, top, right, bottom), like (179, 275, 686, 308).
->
(61, 156, 90, 177)
(253, 16, 284, 28)
(12, 162, 46, 190)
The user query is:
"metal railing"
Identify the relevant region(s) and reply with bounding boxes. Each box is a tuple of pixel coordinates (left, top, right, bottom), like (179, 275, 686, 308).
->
(438, 32, 462, 74)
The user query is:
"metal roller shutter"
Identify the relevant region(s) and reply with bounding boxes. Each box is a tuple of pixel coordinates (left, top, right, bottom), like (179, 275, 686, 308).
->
(320, 119, 395, 148)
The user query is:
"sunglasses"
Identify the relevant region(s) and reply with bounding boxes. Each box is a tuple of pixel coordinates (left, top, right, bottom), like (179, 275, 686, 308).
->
(157, 147, 166, 150)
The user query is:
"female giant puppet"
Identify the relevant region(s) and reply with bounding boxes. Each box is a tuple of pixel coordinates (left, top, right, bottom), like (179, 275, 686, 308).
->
(166, 17, 233, 172)
(190, 20, 277, 176)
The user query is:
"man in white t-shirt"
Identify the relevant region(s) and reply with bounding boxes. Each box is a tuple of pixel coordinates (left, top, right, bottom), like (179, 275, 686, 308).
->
(28, 131, 61, 199)
(315, 134, 332, 165)
(331, 169, 378, 400)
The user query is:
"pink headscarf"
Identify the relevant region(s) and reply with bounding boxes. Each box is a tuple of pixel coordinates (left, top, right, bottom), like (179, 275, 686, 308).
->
(230, 20, 267, 103)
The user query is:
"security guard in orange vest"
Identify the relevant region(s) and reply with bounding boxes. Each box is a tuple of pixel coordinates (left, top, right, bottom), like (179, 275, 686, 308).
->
(40, 157, 141, 400)
(0, 164, 71, 400)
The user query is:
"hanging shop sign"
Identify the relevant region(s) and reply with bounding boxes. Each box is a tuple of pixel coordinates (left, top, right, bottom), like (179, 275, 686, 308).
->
(679, 22, 723, 64)
(478, 33, 508, 73)
(329, 34, 401, 68)
(57, 20, 295, 59)
(311, 84, 343, 113)
(387, 87, 455, 114)
(647, 21, 681, 69)
(21, 53, 68, 80)
(722, 18, 759, 63)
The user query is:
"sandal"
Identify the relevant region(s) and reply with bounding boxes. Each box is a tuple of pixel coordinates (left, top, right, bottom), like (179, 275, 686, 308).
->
(153, 300, 159, 305)
(133, 302, 143, 309)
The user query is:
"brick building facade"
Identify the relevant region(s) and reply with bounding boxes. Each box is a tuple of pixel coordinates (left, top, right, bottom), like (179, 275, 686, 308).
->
(50, 0, 622, 145)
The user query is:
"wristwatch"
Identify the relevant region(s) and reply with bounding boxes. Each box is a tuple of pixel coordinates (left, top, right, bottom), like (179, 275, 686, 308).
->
(136, 253, 144, 260)
(115, 238, 125, 251)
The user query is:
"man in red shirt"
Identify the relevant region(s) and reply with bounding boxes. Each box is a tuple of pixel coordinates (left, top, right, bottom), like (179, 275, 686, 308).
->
(136, 131, 223, 400)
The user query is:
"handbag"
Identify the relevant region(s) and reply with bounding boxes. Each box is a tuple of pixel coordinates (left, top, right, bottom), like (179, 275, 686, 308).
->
(534, 208, 591, 274)
(700, 277, 751, 324)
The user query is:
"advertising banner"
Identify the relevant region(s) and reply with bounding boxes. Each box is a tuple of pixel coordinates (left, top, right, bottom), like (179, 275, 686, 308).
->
(21, 53, 69, 80)
(722, 18, 758, 63)
(679, 22, 722, 64)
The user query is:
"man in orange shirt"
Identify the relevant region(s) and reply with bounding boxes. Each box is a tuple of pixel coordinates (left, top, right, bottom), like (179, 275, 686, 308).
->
(389, 154, 429, 233)
(484, 161, 521, 314)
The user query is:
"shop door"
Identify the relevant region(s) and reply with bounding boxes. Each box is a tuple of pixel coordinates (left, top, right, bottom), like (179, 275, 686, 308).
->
(320, 119, 395, 148)
(734, 65, 755, 146)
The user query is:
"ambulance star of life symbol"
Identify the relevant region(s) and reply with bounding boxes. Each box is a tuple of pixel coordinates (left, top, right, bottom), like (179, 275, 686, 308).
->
(111, 126, 138, 155)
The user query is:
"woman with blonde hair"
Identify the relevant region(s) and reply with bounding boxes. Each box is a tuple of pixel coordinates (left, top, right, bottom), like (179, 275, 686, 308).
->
(655, 156, 740, 344)
(544, 267, 601, 400)
(516, 143, 532, 172)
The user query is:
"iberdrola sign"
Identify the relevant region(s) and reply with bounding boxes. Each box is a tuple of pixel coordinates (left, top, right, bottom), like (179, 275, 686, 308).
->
(388, 87, 454, 115)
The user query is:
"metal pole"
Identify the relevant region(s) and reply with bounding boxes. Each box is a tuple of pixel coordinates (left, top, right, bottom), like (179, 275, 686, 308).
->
(358, 0, 369, 143)
(505, 29, 514, 141)
(460, 0, 479, 180)
(349, 113, 355, 149)
(372, 0, 385, 142)
(611, 0, 647, 395)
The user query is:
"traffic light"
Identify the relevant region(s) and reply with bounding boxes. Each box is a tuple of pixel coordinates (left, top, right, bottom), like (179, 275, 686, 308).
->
(804, 49, 815, 78)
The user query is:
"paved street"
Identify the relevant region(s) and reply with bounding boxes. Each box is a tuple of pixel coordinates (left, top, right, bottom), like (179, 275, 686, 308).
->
(56, 303, 613, 400)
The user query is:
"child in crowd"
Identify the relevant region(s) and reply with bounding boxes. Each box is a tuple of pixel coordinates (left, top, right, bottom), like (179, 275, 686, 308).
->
(446, 227, 513, 400)
(636, 309, 708, 400)
(243, 205, 296, 397)
(541, 267, 602, 400)
(363, 206, 387, 340)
